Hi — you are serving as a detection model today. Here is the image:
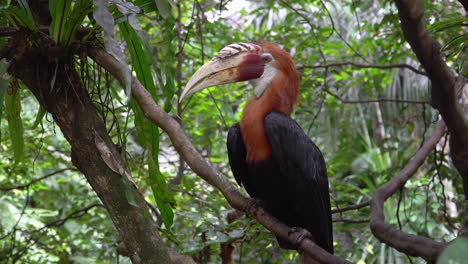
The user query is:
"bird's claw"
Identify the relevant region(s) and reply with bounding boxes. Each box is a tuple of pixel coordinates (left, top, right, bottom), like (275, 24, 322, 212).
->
(288, 227, 314, 247)
(243, 198, 263, 216)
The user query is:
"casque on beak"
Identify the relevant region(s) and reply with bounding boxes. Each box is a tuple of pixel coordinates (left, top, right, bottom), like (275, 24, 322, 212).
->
(179, 43, 265, 102)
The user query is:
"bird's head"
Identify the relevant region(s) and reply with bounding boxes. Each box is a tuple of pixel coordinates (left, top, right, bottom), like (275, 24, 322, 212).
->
(179, 42, 299, 102)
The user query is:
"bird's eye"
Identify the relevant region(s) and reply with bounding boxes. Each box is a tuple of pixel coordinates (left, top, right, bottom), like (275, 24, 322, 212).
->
(261, 53, 273, 63)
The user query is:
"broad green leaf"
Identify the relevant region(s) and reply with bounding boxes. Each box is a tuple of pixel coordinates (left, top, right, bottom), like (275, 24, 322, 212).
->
(442, 34, 468, 55)
(118, 21, 156, 96)
(9, 0, 34, 29)
(3, 5, 36, 30)
(49, 0, 72, 44)
(160, 18, 175, 112)
(437, 237, 468, 264)
(154, 0, 172, 19)
(132, 102, 174, 228)
(429, 17, 468, 33)
(149, 160, 174, 228)
(119, 14, 174, 228)
(62, 0, 93, 48)
(16, 0, 32, 15)
(4, 84, 24, 163)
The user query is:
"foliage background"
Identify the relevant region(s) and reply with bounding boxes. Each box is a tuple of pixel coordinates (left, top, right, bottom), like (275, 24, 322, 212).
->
(0, 0, 465, 263)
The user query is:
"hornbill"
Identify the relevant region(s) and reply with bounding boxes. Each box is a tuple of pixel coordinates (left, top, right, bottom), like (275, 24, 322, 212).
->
(180, 42, 333, 255)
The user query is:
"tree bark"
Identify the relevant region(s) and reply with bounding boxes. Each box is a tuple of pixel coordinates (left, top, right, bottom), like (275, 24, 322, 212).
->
(3, 30, 171, 264)
(395, 0, 468, 199)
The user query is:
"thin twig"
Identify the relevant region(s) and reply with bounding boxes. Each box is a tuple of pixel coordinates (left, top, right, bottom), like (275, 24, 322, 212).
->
(279, 1, 327, 62)
(0, 168, 77, 191)
(299, 61, 427, 76)
(331, 201, 370, 214)
(317, 0, 368, 62)
(39, 204, 104, 230)
(333, 218, 369, 224)
(324, 89, 430, 105)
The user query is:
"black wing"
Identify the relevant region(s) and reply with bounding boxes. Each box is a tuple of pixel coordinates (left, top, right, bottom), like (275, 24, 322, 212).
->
(264, 112, 333, 253)
(226, 123, 248, 187)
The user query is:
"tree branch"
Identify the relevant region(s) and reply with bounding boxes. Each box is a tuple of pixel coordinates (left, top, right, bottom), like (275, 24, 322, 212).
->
(88, 47, 352, 264)
(324, 89, 430, 105)
(370, 119, 447, 262)
(40, 204, 104, 230)
(333, 218, 368, 224)
(395, 0, 468, 198)
(332, 201, 370, 214)
(299, 61, 427, 76)
(0, 168, 77, 191)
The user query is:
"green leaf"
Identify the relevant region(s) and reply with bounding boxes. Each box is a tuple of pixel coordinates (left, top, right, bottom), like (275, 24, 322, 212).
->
(133, 0, 157, 14)
(3, 5, 37, 31)
(442, 34, 468, 55)
(131, 101, 174, 228)
(4, 84, 24, 163)
(119, 17, 174, 227)
(31, 107, 46, 129)
(437, 237, 468, 264)
(149, 161, 174, 229)
(160, 19, 175, 112)
(429, 17, 468, 33)
(147, 125, 174, 228)
(0, 60, 8, 143)
(49, 0, 72, 44)
(49, 0, 92, 47)
(122, 176, 139, 207)
(118, 21, 156, 96)
(62, 0, 93, 48)
(154, 0, 172, 19)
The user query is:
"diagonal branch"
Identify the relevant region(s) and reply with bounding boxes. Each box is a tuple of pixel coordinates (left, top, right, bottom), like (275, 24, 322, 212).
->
(370, 119, 447, 262)
(88, 47, 352, 264)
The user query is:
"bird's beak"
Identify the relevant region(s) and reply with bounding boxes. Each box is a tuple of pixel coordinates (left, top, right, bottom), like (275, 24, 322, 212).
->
(180, 43, 265, 102)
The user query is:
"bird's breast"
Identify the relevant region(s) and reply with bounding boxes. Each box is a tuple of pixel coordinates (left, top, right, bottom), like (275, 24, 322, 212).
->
(240, 114, 272, 162)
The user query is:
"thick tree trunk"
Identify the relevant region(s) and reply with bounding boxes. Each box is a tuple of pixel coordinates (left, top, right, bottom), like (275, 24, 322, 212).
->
(4, 30, 171, 264)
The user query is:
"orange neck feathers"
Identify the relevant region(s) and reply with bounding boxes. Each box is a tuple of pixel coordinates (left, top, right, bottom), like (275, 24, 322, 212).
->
(240, 46, 299, 162)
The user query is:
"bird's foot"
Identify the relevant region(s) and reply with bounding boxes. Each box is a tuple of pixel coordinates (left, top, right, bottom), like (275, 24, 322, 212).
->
(288, 227, 314, 247)
(243, 198, 263, 216)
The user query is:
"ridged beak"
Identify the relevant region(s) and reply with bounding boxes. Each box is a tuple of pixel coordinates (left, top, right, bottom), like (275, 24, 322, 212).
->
(179, 43, 265, 102)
